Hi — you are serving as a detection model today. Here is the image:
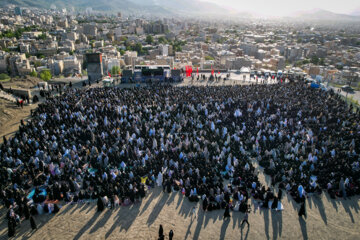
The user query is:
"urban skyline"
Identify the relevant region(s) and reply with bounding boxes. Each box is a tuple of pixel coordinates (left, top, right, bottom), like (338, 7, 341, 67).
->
(0, 2, 359, 240)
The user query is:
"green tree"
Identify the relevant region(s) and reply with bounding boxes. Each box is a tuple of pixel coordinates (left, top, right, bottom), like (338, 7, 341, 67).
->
(30, 70, 37, 77)
(119, 36, 128, 41)
(158, 36, 167, 44)
(336, 65, 343, 70)
(40, 70, 52, 81)
(295, 60, 303, 67)
(133, 43, 143, 55)
(37, 33, 47, 40)
(146, 35, 154, 44)
(0, 73, 10, 81)
(111, 66, 121, 75)
(319, 58, 325, 65)
(311, 56, 319, 65)
(34, 61, 42, 68)
(119, 49, 125, 55)
(205, 56, 215, 61)
(4, 30, 15, 38)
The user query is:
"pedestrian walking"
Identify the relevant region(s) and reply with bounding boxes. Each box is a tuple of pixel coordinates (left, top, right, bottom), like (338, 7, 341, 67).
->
(241, 212, 250, 227)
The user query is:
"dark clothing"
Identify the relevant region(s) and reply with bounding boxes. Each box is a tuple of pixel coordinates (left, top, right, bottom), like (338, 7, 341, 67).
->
(223, 205, 230, 219)
(241, 212, 249, 226)
(30, 216, 37, 230)
(203, 198, 208, 211)
(53, 204, 60, 213)
(97, 197, 104, 212)
(169, 230, 174, 240)
(159, 225, 164, 238)
(298, 202, 306, 218)
(278, 189, 283, 200)
(8, 218, 16, 237)
(24, 204, 30, 220)
(241, 219, 249, 227)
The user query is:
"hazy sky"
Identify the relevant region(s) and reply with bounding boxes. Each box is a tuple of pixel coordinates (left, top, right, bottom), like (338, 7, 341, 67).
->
(201, 0, 360, 16)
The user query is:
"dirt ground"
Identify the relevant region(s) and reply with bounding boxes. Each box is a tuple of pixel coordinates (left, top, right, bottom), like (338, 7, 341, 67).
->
(1, 76, 43, 89)
(0, 98, 38, 143)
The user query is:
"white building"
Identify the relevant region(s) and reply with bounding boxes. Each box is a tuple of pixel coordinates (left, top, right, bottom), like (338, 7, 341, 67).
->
(114, 27, 122, 37)
(159, 44, 169, 57)
(63, 56, 81, 74)
(107, 58, 121, 72)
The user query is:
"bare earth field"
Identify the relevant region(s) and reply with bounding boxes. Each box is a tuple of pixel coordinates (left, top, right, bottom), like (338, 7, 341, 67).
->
(0, 99, 38, 143)
(1, 76, 42, 89)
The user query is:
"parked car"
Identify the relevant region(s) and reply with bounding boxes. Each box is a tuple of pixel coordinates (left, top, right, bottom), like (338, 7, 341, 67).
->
(341, 85, 354, 93)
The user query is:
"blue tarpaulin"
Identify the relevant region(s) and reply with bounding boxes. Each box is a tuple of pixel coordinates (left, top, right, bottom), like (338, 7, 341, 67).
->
(311, 83, 319, 88)
(27, 187, 47, 200)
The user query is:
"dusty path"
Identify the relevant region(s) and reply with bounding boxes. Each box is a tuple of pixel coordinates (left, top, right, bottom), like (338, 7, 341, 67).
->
(0, 99, 39, 143)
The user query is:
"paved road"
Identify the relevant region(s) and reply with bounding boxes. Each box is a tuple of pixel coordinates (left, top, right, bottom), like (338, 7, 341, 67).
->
(328, 86, 360, 105)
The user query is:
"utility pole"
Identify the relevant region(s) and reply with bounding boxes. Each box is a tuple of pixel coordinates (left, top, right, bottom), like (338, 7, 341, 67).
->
(345, 68, 357, 103)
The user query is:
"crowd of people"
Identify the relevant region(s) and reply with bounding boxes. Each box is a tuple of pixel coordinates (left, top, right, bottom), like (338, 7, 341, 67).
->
(0, 81, 359, 236)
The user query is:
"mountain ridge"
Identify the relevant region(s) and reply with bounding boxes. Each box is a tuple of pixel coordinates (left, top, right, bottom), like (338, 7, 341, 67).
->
(2, 1, 360, 21)
(292, 9, 360, 21)
(1, 0, 232, 16)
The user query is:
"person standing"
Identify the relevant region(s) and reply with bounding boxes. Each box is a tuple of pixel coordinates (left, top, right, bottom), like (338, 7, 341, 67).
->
(8, 217, 16, 237)
(23, 203, 30, 220)
(223, 205, 230, 220)
(192, 206, 197, 219)
(97, 197, 104, 212)
(241, 212, 250, 227)
(30, 215, 37, 230)
(278, 188, 283, 200)
(158, 224, 164, 240)
(339, 177, 346, 199)
(169, 230, 174, 240)
(298, 201, 306, 218)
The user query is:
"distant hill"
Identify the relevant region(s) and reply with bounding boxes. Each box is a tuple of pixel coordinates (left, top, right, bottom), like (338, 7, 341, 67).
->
(350, 8, 360, 16)
(131, 0, 228, 14)
(293, 9, 360, 21)
(2, 0, 146, 11)
(1, 0, 232, 16)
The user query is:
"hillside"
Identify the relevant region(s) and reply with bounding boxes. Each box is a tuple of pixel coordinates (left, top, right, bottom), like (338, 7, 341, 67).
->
(293, 9, 360, 21)
(2, 0, 231, 16)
